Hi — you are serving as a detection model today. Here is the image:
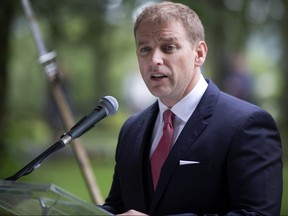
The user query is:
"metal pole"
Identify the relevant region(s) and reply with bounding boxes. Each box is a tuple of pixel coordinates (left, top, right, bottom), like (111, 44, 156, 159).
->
(20, 0, 103, 204)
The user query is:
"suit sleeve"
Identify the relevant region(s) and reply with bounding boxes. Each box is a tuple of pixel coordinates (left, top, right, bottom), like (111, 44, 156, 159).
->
(101, 126, 127, 215)
(101, 165, 124, 214)
(224, 110, 282, 215)
(101, 159, 127, 214)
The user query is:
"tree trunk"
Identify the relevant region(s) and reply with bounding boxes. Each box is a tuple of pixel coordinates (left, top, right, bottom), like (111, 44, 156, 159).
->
(279, 1, 288, 161)
(0, 0, 16, 171)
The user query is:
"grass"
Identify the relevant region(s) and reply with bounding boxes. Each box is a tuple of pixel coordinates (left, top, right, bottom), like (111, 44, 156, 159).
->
(19, 157, 115, 203)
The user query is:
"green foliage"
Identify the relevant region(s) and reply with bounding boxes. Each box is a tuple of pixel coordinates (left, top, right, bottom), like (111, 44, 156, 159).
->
(282, 164, 288, 215)
(15, 157, 114, 202)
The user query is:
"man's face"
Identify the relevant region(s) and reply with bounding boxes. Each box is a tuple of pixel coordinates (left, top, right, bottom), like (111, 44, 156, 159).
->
(135, 20, 205, 107)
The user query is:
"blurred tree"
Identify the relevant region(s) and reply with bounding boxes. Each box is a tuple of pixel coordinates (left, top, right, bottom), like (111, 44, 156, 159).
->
(0, 0, 18, 170)
(30, 0, 137, 103)
(279, 0, 288, 160)
(200, 0, 232, 86)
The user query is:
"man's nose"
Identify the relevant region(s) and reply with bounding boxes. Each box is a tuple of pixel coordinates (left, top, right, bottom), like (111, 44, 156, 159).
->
(150, 49, 164, 65)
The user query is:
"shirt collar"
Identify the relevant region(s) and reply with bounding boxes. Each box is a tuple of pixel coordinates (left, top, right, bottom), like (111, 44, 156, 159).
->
(158, 74, 208, 123)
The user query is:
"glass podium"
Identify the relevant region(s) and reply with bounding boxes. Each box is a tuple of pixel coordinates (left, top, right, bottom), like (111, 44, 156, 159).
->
(0, 180, 112, 215)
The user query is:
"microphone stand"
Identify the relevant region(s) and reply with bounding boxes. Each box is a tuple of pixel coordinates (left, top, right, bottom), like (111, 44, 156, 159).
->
(20, 0, 103, 204)
(5, 135, 71, 181)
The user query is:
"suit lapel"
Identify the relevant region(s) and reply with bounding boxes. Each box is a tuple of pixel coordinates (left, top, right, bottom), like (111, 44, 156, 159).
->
(149, 79, 220, 214)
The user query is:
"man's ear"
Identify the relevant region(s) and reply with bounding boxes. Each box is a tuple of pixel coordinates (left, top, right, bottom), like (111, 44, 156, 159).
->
(195, 41, 208, 67)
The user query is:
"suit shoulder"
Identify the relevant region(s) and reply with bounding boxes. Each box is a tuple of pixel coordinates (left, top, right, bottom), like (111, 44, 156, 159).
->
(219, 91, 265, 114)
(217, 91, 278, 128)
(202, 79, 271, 119)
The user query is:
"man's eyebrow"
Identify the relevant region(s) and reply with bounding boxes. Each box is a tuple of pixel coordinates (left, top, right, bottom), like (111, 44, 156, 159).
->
(137, 37, 178, 46)
(137, 41, 148, 47)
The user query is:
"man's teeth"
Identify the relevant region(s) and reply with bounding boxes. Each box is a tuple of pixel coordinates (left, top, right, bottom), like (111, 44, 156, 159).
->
(152, 74, 166, 78)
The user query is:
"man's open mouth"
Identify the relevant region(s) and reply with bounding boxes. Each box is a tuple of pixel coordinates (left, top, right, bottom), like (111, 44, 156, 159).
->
(151, 74, 168, 79)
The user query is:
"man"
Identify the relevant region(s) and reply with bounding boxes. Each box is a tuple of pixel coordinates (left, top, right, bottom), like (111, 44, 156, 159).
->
(101, 1, 283, 215)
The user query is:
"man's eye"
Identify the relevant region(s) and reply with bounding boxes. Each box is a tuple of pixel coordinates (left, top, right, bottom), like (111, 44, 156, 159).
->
(140, 47, 151, 53)
(163, 45, 176, 53)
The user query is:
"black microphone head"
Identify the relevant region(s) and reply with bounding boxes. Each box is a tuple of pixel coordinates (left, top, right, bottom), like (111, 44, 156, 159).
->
(99, 96, 119, 116)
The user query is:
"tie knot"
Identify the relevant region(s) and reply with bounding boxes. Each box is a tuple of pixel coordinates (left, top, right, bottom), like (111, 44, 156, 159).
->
(163, 109, 174, 125)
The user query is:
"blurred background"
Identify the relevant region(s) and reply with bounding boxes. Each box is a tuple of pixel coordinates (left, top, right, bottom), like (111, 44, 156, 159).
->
(0, 0, 287, 214)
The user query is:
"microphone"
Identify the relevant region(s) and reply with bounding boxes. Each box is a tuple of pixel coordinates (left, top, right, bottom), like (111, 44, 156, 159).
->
(63, 95, 119, 141)
(5, 96, 118, 181)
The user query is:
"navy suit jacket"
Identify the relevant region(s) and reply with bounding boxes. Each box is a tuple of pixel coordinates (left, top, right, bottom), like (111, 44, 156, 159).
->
(102, 79, 282, 215)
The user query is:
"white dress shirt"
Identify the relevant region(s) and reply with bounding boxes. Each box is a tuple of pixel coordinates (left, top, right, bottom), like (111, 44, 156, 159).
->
(150, 74, 208, 156)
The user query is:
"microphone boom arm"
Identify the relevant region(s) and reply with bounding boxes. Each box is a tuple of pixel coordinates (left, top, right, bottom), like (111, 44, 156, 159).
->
(5, 138, 69, 181)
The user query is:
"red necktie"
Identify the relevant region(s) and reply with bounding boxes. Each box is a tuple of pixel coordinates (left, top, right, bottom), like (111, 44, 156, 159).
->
(151, 109, 175, 190)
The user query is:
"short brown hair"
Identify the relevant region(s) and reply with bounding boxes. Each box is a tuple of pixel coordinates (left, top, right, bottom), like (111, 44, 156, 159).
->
(134, 1, 205, 45)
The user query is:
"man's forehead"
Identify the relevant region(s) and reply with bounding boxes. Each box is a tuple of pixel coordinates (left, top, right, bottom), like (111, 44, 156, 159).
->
(137, 19, 182, 30)
(136, 21, 185, 42)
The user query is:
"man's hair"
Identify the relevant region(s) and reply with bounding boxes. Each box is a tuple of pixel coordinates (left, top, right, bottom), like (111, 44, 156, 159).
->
(134, 1, 205, 46)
